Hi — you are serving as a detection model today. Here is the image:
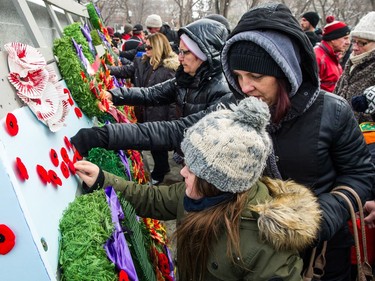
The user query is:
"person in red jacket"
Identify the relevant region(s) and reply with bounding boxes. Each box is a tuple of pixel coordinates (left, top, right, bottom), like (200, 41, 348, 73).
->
(314, 16, 350, 92)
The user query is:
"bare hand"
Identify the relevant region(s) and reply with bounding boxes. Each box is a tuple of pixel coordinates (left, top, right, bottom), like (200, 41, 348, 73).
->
(74, 160, 100, 188)
(112, 47, 119, 55)
(104, 90, 113, 101)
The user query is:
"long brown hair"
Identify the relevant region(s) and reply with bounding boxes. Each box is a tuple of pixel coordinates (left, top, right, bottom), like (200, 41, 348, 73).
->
(174, 177, 248, 281)
(142, 33, 174, 70)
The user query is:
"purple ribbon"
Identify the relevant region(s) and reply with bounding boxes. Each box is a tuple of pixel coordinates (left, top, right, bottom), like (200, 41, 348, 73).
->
(164, 245, 176, 280)
(104, 186, 139, 281)
(118, 150, 132, 181)
(80, 24, 96, 56)
(72, 38, 88, 69)
(98, 31, 111, 49)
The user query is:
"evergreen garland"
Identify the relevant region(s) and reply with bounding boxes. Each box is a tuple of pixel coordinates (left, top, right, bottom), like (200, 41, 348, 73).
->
(63, 22, 94, 63)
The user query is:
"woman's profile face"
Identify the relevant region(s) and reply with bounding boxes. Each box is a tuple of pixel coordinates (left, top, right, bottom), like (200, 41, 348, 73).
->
(233, 70, 279, 106)
(178, 40, 204, 76)
(180, 166, 202, 200)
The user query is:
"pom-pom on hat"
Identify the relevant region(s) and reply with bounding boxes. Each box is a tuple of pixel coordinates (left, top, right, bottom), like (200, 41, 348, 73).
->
(302, 11, 320, 28)
(181, 97, 272, 194)
(322, 16, 350, 41)
(228, 41, 286, 78)
(351, 11, 375, 41)
(145, 14, 163, 28)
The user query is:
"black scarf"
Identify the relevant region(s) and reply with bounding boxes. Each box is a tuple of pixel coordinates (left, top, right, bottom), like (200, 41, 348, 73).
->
(183, 193, 234, 212)
(175, 63, 209, 88)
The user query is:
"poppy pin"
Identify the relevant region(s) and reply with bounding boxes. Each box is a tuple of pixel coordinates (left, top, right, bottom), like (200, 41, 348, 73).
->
(64, 136, 72, 151)
(5, 113, 19, 136)
(63, 88, 74, 106)
(50, 149, 59, 167)
(48, 170, 62, 186)
(0, 224, 16, 255)
(15, 157, 29, 181)
(60, 147, 70, 163)
(60, 162, 70, 179)
(36, 165, 50, 184)
(74, 107, 83, 118)
(67, 161, 76, 175)
(119, 270, 129, 281)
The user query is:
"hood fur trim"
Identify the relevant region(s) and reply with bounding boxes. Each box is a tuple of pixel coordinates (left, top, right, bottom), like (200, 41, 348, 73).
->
(249, 178, 321, 252)
(162, 53, 180, 71)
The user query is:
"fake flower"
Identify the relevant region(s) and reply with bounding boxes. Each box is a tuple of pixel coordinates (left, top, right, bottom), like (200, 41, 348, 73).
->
(60, 162, 70, 178)
(0, 224, 16, 255)
(157, 252, 171, 275)
(5, 113, 19, 136)
(15, 157, 29, 181)
(36, 164, 50, 184)
(48, 170, 62, 186)
(119, 270, 129, 281)
(50, 149, 59, 167)
(60, 147, 70, 163)
(74, 107, 83, 118)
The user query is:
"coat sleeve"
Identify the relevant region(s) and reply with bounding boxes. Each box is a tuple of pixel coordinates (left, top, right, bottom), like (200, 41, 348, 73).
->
(317, 94, 375, 242)
(109, 78, 177, 106)
(102, 171, 185, 220)
(108, 63, 135, 79)
(105, 92, 237, 151)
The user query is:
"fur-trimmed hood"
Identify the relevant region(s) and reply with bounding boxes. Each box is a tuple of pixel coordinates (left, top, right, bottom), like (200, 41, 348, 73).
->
(161, 53, 180, 72)
(244, 179, 321, 252)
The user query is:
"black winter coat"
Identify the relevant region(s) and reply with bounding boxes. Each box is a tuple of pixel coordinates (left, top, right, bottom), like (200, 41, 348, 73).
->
(220, 3, 375, 247)
(105, 18, 233, 151)
(108, 55, 179, 122)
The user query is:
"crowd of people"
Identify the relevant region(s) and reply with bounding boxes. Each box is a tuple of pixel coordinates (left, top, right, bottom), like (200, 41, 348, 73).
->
(74, 4, 375, 280)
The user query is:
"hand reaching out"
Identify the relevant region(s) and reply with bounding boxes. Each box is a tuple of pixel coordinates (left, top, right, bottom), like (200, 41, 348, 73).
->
(364, 200, 375, 229)
(74, 160, 100, 188)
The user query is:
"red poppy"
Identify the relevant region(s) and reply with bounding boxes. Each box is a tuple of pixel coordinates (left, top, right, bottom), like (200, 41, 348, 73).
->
(0, 224, 16, 255)
(60, 147, 70, 163)
(67, 161, 76, 175)
(5, 113, 19, 136)
(119, 270, 129, 281)
(74, 107, 83, 118)
(36, 164, 50, 184)
(60, 162, 70, 178)
(48, 170, 62, 186)
(73, 150, 82, 162)
(15, 157, 29, 180)
(64, 136, 72, 151)
(158, 252, 171, 275)
(50, 149, 59, 167)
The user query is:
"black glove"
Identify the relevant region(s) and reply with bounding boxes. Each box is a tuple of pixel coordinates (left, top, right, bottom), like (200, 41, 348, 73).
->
(351, 95, 368, 113)
(70, 126, 109, 157)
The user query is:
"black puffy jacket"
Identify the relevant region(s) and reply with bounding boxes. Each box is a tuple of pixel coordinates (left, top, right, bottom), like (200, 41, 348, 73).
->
(103, 19, 234, 151)
(220, 3, 375, 245)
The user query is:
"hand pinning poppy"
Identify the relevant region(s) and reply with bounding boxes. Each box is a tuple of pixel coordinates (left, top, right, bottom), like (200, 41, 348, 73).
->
(0, 224, 16, 255)
(36, 164, 50, 184)
(15, 157, 29, 181)
(5, 113, 19, 136)
(50, 149, 59, 167)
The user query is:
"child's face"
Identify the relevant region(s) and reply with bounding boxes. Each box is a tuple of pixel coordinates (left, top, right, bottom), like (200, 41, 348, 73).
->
(180, 166, 202, 200)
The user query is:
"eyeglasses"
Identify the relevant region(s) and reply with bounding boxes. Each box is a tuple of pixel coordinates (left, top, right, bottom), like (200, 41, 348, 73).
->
(178, 48, 191, 57)
(351, 39, 373, 47)
(145, 44, 153, 50)
(113, 38, 121, 42)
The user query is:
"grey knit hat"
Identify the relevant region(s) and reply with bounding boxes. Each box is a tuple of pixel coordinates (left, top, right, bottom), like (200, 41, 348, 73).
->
(181, 97, 272, 193)
(351, 12, 375, 41)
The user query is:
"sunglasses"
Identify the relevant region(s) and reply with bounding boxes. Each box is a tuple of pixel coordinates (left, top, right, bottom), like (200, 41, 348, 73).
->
(145, 44, 153, 50)
(351, 39, 373, 48)
(178, 48, 191, 57)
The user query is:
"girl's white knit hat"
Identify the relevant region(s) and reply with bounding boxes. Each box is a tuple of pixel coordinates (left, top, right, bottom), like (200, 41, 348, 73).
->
(351, 12, 375, 41)
(181, 97, 272, 193)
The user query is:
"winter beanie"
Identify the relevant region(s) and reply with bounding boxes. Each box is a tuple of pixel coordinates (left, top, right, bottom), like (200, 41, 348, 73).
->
(302, 11, 320, 28)
(322, 16, 350, 41)
(228, 41, 286, 78)
(180, 34, 207, 61)
(351, 12, 375, 41)
(181, 97, 272, 193)
(124, 23, 133, 35)
(145, 14, 163, 28)
(205, 14, 231, 33)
